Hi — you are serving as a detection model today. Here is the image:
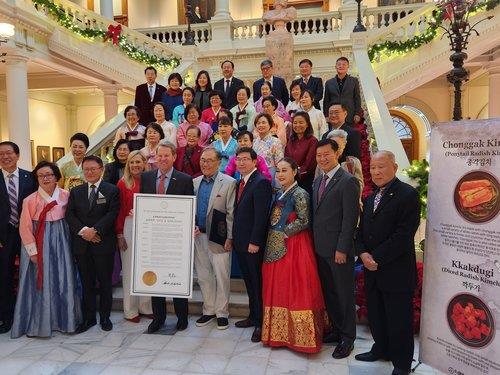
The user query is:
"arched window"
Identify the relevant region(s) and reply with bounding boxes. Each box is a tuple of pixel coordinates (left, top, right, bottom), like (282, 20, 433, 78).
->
(392, 115, 413, 139)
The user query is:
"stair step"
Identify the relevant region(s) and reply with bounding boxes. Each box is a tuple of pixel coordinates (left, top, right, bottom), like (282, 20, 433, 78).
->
(112, 279, 250, 317)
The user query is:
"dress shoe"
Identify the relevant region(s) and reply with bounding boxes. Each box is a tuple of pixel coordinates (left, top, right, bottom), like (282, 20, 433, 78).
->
(147, 319, 164, 334)
(176, 319, 188, 331)
(355, 351, 388, 362)
(392, 368, 410, 375)
(125, 316, 141, 323)
(0, 320, 12, 334)
(235, 318, 254, 328)
(195, 314, 216, 327)
(322, 331, 341, 343)
(100, 318, 113, 331)
(332, 341, 354, 359)
(217, 317, 229, 330)
(75, 319, 97, 334)
(251, 327, 262, 342)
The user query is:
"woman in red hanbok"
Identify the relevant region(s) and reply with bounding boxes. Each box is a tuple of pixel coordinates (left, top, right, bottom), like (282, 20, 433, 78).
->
(261, 157, 325, 353)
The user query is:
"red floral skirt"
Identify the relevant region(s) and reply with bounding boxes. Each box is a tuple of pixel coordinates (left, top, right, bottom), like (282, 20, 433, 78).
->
(262, 228, 325, 353)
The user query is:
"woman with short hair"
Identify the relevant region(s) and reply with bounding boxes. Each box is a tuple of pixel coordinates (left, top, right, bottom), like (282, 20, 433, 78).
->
(114, 105, 146, 151)
(12, 162, 82, 338)
(161, 72, 184, 120)
(176, 104, 213, 147)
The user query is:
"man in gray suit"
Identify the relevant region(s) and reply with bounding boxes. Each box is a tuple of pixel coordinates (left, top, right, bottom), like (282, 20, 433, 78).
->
(323, 57, 362, 125)
(193, 147, 236, 331)
(312, 138, 360, 359)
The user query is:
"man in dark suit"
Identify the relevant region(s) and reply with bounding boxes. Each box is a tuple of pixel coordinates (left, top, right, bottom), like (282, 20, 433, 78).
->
(65, 155, 120, 333)
(322, 103, 361, 163)
(291, 58, 323, 110)
(0, 141, 36, 334)
(312, 138, 360, 359)
(141, 141, 195, 334)
(232, 147, 272, 342)
(213, 60, 244, 110)
(355, 151, 420, 375)
(253, 59, 289, 107)
(323, 57, 361, 125)
(134, 66, 167, 125)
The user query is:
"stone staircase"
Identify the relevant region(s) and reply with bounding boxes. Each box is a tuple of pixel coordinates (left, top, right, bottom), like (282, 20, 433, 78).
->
(112, 278, 250, 318)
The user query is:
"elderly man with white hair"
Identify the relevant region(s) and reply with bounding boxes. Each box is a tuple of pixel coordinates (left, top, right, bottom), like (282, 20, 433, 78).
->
(316, 129, 364, 198)
(354, 150, 421, 375)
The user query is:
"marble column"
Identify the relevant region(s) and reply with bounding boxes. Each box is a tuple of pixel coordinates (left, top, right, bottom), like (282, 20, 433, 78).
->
(101, 85, 120, 123)
(100, 0, 114, 20)
(486, 62, 500, 118)
(213, 0, 231, 20)
(5, 54, 31, 170)
(339, 0, 364, 39)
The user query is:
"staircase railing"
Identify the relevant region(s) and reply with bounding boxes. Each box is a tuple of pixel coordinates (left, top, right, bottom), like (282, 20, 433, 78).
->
(26, 0, 183, 66)
(137, 3, 426, 45)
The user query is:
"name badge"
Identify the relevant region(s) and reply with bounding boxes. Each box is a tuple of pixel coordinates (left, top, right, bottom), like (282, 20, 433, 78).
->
(96, 198, 107, 205)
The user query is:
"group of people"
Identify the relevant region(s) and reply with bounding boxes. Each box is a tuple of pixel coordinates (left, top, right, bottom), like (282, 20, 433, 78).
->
(0, 56, 421, 375)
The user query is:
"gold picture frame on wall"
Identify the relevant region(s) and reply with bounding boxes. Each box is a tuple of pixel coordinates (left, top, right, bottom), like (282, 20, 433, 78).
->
(52, 147, 65, 162)
(36, 146, 50, 164)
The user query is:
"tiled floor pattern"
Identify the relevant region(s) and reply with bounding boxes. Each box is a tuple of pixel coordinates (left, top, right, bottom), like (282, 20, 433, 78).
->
(0, 312, 443, 375)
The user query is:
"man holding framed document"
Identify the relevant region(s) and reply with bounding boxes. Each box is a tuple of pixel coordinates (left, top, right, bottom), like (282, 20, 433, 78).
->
(193, 147, 236, 330)
(139, 142, 195, 334)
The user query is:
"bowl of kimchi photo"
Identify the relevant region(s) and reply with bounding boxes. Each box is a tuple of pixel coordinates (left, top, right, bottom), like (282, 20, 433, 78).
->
(453, 171, 500, 223)
(447, 293, 495, 348)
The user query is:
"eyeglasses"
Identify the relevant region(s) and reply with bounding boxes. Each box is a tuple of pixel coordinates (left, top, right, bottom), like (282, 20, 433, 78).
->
(37, 173, 55, 179)
(83, 167, 102, 173)
(236, 157, 253, 163)
(200, 158, 218, 164)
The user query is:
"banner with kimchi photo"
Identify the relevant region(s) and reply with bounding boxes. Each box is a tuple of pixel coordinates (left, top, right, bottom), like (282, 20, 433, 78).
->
(420, 118, 500, 375)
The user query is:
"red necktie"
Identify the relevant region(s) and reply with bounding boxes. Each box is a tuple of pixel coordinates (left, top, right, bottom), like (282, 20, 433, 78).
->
(157, 173, 166, 194)
(237, 179, 245, 202)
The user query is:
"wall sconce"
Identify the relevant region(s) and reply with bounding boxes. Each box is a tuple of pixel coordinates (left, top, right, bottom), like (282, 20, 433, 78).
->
(0, 22, 16, 63)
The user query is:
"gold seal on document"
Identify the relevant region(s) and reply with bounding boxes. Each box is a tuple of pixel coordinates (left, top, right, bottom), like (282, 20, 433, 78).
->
(142, 271, 157, 286)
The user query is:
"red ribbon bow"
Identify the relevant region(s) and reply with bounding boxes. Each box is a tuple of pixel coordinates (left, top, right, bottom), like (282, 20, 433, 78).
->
(107, 24, 122, 45)
(35, 200, 58, 290)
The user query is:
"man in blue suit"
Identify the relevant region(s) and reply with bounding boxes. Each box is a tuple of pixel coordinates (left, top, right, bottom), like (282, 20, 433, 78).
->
(0, 141, 36, 334)
(253, 59, 289, 107)
(232, 147, 272, 342)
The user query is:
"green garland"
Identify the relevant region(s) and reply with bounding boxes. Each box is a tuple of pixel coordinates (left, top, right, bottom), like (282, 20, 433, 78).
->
(368, 0, 499, 62)
(404, 159, 429, 219)
(32, 0, 180, 71)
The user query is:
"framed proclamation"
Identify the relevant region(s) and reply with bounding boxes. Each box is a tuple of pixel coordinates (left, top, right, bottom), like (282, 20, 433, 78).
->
(131, 194, 196, 298)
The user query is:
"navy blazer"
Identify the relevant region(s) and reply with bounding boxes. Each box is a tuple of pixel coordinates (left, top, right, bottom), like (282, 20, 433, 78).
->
(134, 82, 167, 125)
(232, 171, 272, 253)
(355, 178, 420, 292)
(253, 76, 289, 107)
(291, 76, 324, 110)
(214, 77, 244, 110)
(0, 168, 36, 244)
(65, 181, 120, 256)
(140, 168, 194, 196)
(323, 75, 361, 124)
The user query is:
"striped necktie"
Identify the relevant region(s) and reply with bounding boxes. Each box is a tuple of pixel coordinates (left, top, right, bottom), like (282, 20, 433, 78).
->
(7, 174, 18, 226)
(88, 184, 97, 208)
(373, 188, 385, 212)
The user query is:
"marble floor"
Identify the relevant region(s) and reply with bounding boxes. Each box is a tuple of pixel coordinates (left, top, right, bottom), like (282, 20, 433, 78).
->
(0, 312, 443, 375)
